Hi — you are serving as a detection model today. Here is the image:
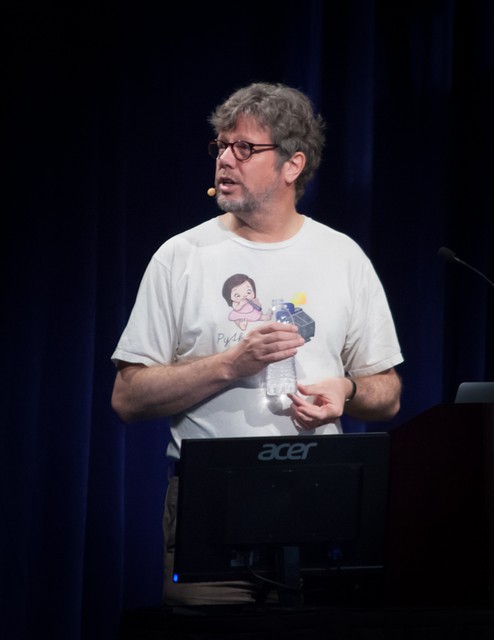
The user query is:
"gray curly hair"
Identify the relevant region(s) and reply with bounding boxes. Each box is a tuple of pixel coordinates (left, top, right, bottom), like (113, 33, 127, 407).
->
(209, 82, 326, 202)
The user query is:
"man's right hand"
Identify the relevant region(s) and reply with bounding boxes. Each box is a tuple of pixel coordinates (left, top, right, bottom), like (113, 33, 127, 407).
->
(226, 321, 305, 379)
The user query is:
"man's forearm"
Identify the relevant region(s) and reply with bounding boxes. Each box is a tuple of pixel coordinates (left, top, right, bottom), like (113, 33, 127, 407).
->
(345, 368, 402, 421)
(111, 353, 236, 423)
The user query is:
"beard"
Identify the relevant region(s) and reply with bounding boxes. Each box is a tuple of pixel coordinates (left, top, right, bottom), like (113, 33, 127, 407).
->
(216, 179, 280, 215)
(216, 189, 258, 214)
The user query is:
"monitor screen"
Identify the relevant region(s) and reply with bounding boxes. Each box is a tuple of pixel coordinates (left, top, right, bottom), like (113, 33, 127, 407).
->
(173, 433, 389, 606)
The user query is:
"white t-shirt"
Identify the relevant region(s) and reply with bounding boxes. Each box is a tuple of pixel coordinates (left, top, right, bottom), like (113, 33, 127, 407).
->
(112, 216, 403, 458)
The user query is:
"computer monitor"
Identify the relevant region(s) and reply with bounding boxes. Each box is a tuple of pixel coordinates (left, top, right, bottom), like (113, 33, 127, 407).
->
(173, 433, 389, 607)
(455, 381, 494, 403)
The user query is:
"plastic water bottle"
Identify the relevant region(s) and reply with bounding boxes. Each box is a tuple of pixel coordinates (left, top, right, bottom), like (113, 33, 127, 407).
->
(266, 300, 298, 396)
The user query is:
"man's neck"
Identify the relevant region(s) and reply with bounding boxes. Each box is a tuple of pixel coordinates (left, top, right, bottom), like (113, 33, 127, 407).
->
(220, 209, 304, 243)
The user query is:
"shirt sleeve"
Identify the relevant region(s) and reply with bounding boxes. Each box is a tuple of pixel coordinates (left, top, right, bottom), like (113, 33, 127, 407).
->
(111, 254, 177, 367)
(341, 256, 403, 376)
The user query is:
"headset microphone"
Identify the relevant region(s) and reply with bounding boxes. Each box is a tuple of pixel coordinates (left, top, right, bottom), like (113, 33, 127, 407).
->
(207, 187, 216, 197)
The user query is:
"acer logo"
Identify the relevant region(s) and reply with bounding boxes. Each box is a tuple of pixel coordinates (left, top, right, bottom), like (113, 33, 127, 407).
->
(257, 442, 318, 461)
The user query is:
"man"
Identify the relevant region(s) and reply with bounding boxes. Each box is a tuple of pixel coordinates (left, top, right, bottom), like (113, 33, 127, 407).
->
(111, 82, 403, 605)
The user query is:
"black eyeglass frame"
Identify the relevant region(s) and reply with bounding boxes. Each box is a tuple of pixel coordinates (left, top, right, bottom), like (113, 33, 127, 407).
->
(208, 139, 279, 162)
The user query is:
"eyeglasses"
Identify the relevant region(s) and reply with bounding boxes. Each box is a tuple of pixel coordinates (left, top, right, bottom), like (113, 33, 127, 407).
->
(208, 139, 279, 162)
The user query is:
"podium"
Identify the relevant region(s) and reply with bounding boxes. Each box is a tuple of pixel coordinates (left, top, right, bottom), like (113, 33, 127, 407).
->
(384, 402, 494, 607)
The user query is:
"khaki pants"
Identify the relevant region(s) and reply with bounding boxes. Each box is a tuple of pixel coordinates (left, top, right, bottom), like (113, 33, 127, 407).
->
(162, 476, 268, 606)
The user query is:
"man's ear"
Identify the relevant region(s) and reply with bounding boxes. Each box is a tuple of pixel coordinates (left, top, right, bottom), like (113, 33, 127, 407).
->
(283, 151, 306, 185)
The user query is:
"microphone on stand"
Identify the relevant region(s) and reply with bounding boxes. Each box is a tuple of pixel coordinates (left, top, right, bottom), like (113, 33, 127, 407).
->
(438, 246, 494, 290)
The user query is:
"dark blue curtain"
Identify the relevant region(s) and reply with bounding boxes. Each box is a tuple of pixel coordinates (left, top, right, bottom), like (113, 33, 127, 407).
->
(2, 1, 493, 638)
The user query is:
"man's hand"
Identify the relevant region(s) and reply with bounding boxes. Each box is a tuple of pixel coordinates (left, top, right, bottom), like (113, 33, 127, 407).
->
(289, 368, 401, 429)
(289, 377, 351, 430)
(226, 322, 305, 379)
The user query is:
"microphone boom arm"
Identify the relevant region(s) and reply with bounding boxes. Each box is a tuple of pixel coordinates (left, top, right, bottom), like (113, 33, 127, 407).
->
(438, 246, 494, 290)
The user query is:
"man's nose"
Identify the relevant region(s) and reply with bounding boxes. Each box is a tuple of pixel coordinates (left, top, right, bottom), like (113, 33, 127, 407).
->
(218, 144, 237, 165)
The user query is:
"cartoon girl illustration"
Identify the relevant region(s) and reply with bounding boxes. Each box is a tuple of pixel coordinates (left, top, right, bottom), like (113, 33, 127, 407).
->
(222, 274, 272, 330)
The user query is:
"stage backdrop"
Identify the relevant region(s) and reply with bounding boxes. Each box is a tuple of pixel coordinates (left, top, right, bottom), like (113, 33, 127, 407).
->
(2, 1, 493, 639)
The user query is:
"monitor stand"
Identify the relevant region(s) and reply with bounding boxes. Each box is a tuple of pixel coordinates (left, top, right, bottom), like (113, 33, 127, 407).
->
(275, 545, 304, 608)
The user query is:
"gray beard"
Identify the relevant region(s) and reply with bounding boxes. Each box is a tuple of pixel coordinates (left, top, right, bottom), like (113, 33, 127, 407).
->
(216, 180, 280, 215)
(216, 192, 257, 214)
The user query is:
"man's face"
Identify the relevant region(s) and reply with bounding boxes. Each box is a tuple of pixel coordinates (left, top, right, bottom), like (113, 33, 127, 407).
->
(214, 115, 284, 214)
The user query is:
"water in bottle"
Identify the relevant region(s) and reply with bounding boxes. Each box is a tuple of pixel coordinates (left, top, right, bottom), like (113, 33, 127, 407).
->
(266, 300, 298, 396)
